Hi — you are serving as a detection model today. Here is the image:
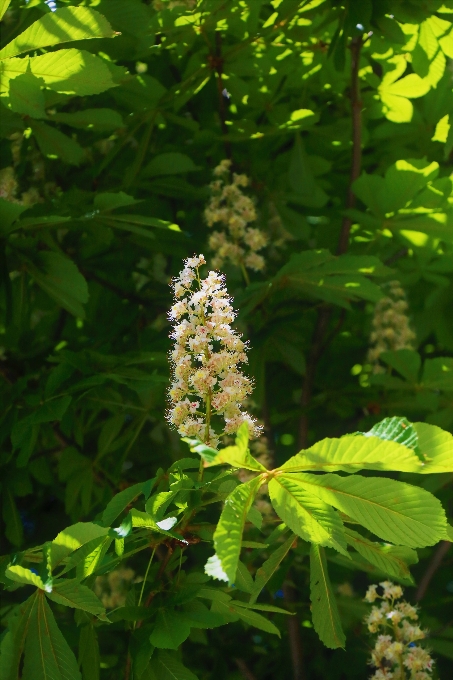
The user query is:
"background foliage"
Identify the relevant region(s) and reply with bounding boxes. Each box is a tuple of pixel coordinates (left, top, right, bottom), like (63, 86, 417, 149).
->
(1, 1, 453, 679)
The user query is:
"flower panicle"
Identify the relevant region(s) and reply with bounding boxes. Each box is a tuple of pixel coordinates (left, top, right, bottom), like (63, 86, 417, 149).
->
(204, 159, 268, 274)
(167, 255, 262, 448)
(364, 581, 434, 680)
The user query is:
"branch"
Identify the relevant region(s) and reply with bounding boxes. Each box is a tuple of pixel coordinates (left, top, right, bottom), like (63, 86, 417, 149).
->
(234, 659, 258, 680)
(283, 582, 306, 680)
(212, 31, 232, 160)
(337, 35, 363, 255)
(415, 540, 451, 602)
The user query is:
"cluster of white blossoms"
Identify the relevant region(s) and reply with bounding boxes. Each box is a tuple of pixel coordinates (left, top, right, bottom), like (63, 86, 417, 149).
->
(364, 581, 434, 680)
(167, 254, 261, 448)
(367, 281, 416, 373)
(204, 159, 268, 274)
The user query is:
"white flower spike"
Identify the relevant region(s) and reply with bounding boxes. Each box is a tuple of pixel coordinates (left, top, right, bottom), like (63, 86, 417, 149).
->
(167, 255, 261, 448)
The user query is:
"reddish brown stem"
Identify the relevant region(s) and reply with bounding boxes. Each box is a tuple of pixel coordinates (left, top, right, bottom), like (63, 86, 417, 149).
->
(415, 541, 451, 602)
(213, 31, 232, 159)
(337, 36, 363, 255)
(234, 658, 258, 680)
(283, 582, 306, 680)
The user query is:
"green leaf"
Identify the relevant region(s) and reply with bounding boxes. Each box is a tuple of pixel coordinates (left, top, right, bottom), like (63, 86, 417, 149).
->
(356, 417, 422, 460)
(0, 593, 37, 680)
(207, 425, 266, 471)
(379, 350, 421, 382)
(288, 133, 327, 208)
(103, 213, 180, 233)
(343, 528, 418, 583)
(213, 476, 263, 583)
(22, 593, 82, 680)
(292, 472, 446, 548)
(31, 120, 84, 165)
(0, 197, 27, 235)
(0, 50, 116, 97)
(415, 422, 453, 473)
(51, 108, 123, 132)
(310, 545, 345, 649)
(146, 650, 199, 680)
(274, 250, 389, 309)
(102, 480, 156, 526)
(250, 533, 295, 604)
(46, 579, 105, 616)
(230, 603, 281, 637)
(2, 488, 23, 547)
(28, 251, 89, 317)
(4, 565, 46, 590)
(180, 600, 229, 629)
(8, 73, 46, 118)
(0, 0, 11, 22)
(0, 7, 115, 60)
(78, 624, 100, 680)
(280, 434, 423, 473)
(50, 522, 109, 570)
(268, 475, 347, 555)
(143, 152, 201, 177)
(149, 609, 191, 649)
(94, 191, 139, 211)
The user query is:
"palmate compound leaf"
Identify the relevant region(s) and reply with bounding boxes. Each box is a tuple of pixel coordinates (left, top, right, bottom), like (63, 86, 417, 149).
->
(22, 592, 82, 680)
(101, 477, 156, 527)
(286, 472, 447, 548)
(213, 476, 264, 584)
(268, 476, 348, 556)
(343, 528, 418, 583)
(279, 434, 424, 474)
(310, 545, 345, 649)
(0, 7, 115, 60)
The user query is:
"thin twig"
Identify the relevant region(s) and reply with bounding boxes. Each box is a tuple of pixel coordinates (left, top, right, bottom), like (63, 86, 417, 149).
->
(213, 31, 232, 160)
(283, 582, 306, 680)
(234, 658, 258, 680)
(415, 541, 451, 602)
(337, 36, 363, 255)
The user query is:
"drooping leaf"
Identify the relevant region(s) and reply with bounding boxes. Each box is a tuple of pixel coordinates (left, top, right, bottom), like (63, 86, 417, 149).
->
(78, 623, 100, 680)
(344, 528, 418, 583)
(292, 472, 446, 548)
(46, 579, 105, 616)
(213, 476, 263, 583)
(280, 434, 423, 474)
(250, 533, 295, 604)
(310, 544, 345, 649)
(28, 251, 89, 317)
(268, 475, 348, 555)
(22, 593, 82, 680)
(230, 603, 281, 637)
(4, 565, 46, 590)
(0, 593, 37, 680)
(102, 479, 156, 527)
